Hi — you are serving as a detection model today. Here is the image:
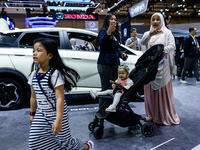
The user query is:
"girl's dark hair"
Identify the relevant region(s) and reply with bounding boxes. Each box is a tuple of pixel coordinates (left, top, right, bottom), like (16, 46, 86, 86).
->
(31, 38, 80, 92)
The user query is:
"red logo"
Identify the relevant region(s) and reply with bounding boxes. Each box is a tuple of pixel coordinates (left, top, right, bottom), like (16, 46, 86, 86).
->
(64, 14, 96, 20)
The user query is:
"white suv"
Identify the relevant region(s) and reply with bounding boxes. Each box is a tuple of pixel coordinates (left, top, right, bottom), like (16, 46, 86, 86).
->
(0, 27, 143, 110)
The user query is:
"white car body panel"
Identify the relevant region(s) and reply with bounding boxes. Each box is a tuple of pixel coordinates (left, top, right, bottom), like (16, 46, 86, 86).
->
(1, 28, 143, 95)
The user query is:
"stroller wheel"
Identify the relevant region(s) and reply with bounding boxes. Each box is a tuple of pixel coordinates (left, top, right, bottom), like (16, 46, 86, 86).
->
(88, 121, 96, 132)
(141, 122, 155, 137)
(93, 127, 104, 139)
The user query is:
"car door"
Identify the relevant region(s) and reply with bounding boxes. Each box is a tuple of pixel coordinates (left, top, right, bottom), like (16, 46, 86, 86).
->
(9, 31, 62, 78)
(62, 31, 101, 90)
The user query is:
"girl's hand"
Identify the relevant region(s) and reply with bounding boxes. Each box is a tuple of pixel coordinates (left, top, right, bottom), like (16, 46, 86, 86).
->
(117, 84, 123, 89)
(113, 84, 117, 89)
(52, 120, 62, 135)
(121, 53, 128, 61)
(30, 116, 34, 125)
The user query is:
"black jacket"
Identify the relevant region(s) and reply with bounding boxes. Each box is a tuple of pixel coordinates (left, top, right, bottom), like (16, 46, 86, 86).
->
(183, 35, 199, 58)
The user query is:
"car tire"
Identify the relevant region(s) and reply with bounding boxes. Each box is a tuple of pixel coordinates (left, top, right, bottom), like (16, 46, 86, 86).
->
(0, 78, 24, 110)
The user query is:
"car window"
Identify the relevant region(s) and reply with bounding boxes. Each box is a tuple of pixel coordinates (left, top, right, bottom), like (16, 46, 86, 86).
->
(19, 32, 60, 48)
(0, 32, 21, 47)
(67, 32, 96, 51)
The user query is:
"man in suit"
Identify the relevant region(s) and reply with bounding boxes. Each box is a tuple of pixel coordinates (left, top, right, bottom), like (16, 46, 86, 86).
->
(180, 27, 200, 84)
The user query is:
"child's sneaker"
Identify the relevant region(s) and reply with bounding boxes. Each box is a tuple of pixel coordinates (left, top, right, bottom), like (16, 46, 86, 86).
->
(105, 105, 116, 112)
(85, 140, 94, 150)
(89, 90, 97, 99)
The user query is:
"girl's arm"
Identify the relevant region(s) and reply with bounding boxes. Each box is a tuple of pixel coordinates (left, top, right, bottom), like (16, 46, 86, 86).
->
(52, 84, 64, 135)
(30, 86, 37, 125)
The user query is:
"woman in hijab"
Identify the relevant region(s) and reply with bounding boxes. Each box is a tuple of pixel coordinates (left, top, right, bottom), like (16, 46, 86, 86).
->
(140, 12, 180, 125)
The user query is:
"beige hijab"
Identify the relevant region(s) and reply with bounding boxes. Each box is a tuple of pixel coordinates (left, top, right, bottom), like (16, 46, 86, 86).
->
(148, 12, 168, 49)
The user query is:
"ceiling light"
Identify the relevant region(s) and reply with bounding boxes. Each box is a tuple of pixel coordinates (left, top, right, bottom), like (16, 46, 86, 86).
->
(47, 6, 89, 11)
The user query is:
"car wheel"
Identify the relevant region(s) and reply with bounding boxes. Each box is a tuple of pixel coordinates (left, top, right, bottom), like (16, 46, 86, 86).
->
(0, 78, 24, 110)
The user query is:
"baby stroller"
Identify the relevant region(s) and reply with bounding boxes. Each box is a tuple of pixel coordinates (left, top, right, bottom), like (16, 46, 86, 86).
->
(88, 44, 164, 139)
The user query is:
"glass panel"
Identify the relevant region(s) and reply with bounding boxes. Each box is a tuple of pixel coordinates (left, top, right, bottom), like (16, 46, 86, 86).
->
(19, 32, 60, 48)
(67, 32, 96, 51)
(0, 32, 21, 47)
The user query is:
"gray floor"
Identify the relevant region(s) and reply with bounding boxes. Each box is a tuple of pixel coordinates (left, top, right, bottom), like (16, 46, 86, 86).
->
(1, 77, 200, 150)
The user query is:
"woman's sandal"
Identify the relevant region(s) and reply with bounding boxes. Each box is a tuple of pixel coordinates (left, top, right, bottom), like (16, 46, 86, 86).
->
(145, 117, 153, 122)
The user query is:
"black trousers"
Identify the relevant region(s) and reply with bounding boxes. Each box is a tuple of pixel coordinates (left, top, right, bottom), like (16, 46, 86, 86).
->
(97, 64, 118, 91)
(181, 57, 199, 81)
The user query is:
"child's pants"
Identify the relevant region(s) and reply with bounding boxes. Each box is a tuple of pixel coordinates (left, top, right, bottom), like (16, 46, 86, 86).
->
(97, 90, 122, 108)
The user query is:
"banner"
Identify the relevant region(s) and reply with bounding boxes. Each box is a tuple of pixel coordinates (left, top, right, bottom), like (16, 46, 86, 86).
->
(121, 18, 130, 44)
(129, 0, 149, 18)
(85, 21, 98, 32)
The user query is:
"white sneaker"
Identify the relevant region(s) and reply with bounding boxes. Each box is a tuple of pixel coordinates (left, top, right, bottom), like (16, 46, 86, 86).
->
(85, 140, 94, 150)
(196, 81, 200, 85)
(180, 79, 187, 84)
(89, 90, 97, 99)
(105, 105, 116, 112)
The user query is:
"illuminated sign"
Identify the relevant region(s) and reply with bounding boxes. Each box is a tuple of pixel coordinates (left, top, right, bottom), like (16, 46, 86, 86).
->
(129, 0, 149, 18)
(45, 0, 91, 2)
(25, 17, 58, 28)
(53, 12, 98, 20)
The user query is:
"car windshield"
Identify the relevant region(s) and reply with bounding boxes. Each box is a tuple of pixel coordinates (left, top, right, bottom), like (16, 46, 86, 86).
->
(0, 32, 21, 47)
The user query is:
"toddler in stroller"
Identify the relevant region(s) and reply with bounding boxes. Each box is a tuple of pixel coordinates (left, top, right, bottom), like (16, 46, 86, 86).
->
(89, 64, 134, 112)
(88, 44, 164, 139)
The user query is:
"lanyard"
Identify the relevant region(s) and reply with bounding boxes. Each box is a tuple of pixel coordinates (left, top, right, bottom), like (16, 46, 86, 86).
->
(36, 68, 56, 111)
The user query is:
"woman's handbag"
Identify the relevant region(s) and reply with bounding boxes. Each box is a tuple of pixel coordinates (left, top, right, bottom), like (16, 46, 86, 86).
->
(169, 54, 177, 76)
(170, 64, 177, 76)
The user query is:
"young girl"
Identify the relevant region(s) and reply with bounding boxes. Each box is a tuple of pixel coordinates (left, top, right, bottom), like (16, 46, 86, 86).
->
(28, 38, 94, 150)
(90, 65, 133, 112)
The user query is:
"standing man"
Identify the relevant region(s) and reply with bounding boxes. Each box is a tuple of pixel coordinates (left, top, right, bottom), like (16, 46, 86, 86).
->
(125, 28, 141, 51)
(180, 27, 200, 84)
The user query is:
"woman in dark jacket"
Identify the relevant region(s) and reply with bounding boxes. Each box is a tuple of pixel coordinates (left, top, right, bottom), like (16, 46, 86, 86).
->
(97, 13, 127, 91)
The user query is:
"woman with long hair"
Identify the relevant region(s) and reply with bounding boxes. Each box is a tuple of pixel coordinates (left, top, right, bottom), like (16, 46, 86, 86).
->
(97, 13, 127, 91)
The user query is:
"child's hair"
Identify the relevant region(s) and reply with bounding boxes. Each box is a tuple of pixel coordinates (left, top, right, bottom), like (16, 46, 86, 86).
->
(31, 38, 80, 92)
(118, 64, 130, 73)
